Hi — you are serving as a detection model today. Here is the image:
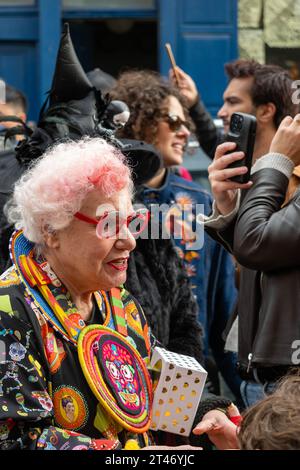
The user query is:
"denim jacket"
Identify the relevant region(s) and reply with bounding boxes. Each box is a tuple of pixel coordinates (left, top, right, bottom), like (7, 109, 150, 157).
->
(140, 170, 241, 397)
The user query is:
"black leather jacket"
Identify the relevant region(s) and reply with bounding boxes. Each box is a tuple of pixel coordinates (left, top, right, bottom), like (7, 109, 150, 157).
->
(206, 166, 300, 369)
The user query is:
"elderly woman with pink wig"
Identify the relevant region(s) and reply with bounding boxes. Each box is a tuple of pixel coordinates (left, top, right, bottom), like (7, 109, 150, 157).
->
(0, 137, 216, 451)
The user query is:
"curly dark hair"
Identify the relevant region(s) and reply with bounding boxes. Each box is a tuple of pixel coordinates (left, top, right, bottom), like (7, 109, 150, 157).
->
(238, 371, 300, 450)
(109, 69, 192, 144)
(225, 59, 299, 129)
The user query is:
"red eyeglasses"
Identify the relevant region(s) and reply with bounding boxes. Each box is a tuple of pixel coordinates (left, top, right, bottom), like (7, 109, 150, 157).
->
(74, 208, 149, 239)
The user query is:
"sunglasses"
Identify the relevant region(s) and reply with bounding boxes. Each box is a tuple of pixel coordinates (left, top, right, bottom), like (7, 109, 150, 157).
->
(161, 113, 191, 132)
(74, 208, 149, 239)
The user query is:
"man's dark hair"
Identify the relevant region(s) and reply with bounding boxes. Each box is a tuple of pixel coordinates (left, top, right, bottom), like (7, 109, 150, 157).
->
(225, 59, 299, 128)
(4, 83, 28, 114)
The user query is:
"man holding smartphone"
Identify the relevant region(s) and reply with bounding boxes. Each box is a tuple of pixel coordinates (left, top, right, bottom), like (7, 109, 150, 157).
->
(170, 59, 298, 164)
(204, 115, 300, 408)
(171, 60, 300, 407)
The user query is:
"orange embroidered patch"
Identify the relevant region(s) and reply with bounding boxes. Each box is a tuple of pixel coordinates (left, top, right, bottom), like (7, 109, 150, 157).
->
(43, 326, 66, 374)
(53, 386, 88, 431)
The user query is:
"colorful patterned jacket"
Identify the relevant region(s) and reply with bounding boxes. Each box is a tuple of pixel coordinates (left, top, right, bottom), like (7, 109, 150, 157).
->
(0, 266, 155, 450)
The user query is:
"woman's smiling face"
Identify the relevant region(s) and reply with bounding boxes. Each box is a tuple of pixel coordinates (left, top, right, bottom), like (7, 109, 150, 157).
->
(44, 188, 137, 293)
(155, 95, 191, 168)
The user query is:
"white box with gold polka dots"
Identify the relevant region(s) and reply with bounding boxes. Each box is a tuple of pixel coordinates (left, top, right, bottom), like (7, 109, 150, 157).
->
(149, 347, 207, 436)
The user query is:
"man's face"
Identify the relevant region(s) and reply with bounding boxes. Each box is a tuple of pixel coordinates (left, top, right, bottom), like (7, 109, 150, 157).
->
(217, 77, 256, 134)
(0, 102, 25, 129)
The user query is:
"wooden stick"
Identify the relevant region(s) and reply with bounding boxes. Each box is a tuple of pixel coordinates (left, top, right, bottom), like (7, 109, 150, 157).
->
(165, 43, 180, 86)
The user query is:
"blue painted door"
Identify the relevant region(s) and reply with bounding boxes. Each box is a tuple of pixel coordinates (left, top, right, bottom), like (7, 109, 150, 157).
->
(158, 0, 238, 116)
(0, 42, 38, 120)
(0, 1, 60, 122)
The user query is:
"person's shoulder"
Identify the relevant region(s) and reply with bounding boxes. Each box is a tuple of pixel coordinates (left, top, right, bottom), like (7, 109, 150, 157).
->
(0, 149, 23, 181)
(0, 266, 30, 325)
(0, 272, 44, 361)
(0, 266, 21, 290)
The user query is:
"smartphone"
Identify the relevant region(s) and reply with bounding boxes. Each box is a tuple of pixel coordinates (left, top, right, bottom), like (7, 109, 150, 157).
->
(225, 112, 257, 183)
(165, 43, 180, 86)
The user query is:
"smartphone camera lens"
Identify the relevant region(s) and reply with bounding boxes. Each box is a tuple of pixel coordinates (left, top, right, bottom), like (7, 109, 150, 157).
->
(231, 115, 238, 132)
(237, 115, 243, 130)
(231, 114, 243, 132)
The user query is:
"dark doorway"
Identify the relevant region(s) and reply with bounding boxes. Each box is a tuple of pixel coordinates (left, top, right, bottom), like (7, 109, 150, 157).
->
(67, 19, 158, 79)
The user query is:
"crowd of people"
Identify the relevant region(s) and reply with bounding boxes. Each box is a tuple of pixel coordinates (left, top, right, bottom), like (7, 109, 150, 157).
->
(0, 23, 300, 451)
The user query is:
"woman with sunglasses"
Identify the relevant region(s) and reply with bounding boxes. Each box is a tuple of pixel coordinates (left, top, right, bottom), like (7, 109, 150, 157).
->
(111, 71, 241, 403)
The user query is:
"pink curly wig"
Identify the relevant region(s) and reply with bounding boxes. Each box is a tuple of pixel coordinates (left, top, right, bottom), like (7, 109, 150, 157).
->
(7, 137, 133, 243)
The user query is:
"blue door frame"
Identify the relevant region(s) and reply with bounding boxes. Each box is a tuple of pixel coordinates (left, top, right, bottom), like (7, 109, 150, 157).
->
(0, 0, 237, 121)
(0, 0, 60, 121)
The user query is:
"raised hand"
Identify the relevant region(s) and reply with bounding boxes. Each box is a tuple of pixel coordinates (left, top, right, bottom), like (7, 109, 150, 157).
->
(270, 114, 300, 166)
(209, 141, 253, 215)
(169, 66, 199, 108)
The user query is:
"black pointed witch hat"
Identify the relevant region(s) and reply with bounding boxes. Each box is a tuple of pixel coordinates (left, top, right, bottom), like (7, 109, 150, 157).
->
(15, 23, 161, 184)
(49, 23, 94, 105)
(15, 23, 107, 164)
(38, 22, 108, 139)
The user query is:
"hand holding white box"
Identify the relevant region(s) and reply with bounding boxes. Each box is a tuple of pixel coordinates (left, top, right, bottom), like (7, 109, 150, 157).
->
(150, 347, 207, 436)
